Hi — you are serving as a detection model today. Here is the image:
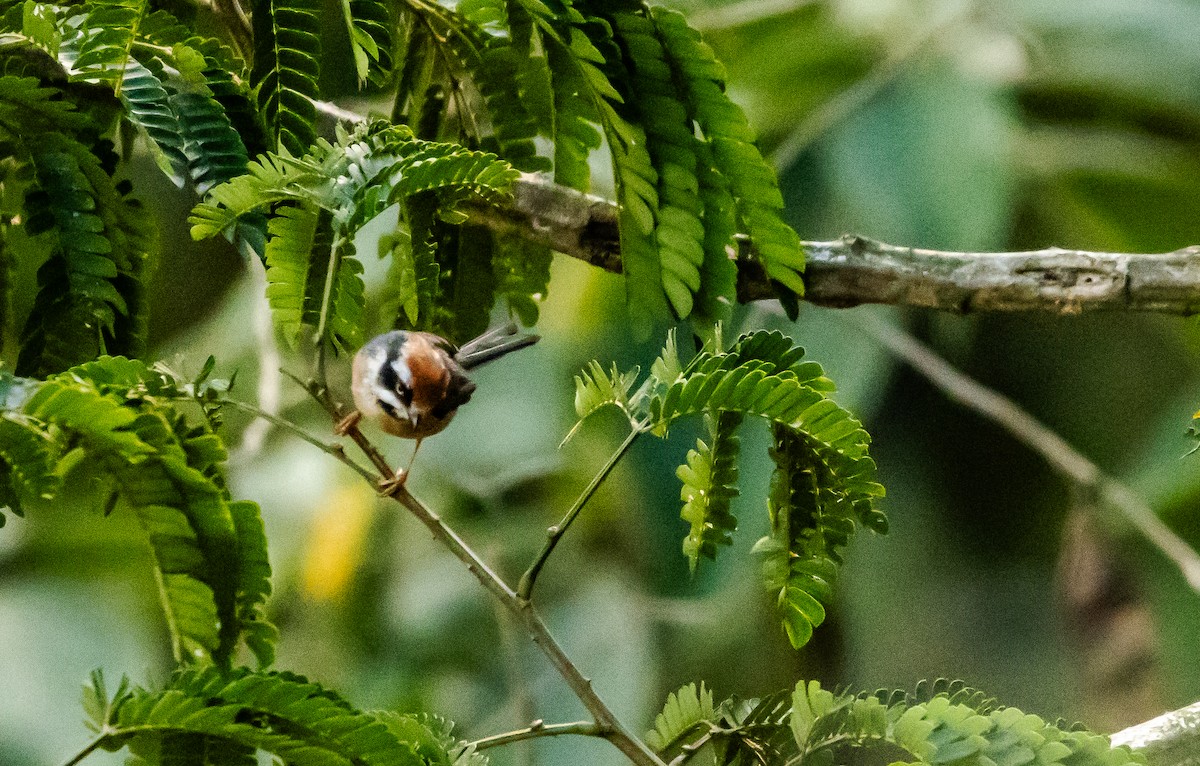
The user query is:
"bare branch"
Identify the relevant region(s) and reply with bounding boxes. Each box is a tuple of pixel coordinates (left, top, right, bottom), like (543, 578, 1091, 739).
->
(1113, 700, 1200, 766)
(854, 313, 1200, 592)
(468, 720, 606, 751)
(467, 176, 1200, 316)
(310, 102, 1200, 318)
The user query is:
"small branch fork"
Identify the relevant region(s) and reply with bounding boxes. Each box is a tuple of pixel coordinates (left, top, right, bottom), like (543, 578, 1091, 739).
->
(283, 372, 666, 766)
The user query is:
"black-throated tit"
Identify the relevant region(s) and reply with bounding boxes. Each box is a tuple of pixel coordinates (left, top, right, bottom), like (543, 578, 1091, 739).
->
(340, 323, 539, 492)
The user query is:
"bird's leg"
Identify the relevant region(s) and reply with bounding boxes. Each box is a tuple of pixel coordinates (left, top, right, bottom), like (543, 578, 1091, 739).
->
(334, 409, 362, 436)
(377, 438, 424, 497)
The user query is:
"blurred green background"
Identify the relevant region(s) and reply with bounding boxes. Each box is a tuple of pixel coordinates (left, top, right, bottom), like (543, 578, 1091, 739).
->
(6, 0, 1200, 763)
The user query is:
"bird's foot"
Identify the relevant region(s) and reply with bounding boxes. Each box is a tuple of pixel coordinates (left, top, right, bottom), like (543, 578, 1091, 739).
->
(334, 410, 362, 436)
(376, 468, 408, 497)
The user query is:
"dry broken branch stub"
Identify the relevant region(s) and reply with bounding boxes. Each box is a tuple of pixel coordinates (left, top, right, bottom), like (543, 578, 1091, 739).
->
(469, 175, 1200, 316)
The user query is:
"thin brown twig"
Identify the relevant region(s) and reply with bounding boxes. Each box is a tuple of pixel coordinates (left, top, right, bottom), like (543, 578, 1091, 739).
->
(467, 720, 605, 751)
(284, 371, 666, 766)
(853, 312, 1200, 592)
(219, 397, 378, 482)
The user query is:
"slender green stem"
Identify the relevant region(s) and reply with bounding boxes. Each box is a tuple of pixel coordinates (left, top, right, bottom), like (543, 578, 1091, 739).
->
(468, 720, 605, 751)
(313, 237, 344, 402)
(517, 423, 646, 600)
(61, 735, 106, 766)
(667, 731, 714, 766)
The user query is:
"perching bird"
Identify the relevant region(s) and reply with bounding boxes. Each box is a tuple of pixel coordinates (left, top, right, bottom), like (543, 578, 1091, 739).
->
(338, 323, 539, 493)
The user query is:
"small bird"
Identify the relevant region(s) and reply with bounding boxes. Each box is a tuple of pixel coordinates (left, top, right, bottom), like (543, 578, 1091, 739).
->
(338, 323, 539, 493)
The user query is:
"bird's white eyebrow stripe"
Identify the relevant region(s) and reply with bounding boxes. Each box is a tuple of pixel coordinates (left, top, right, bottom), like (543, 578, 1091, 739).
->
(391, 358, 413, 388)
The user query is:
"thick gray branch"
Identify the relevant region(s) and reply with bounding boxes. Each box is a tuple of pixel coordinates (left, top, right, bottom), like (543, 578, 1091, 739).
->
(467, 176, 1200, 316)
(1114, 701, 1200, 766)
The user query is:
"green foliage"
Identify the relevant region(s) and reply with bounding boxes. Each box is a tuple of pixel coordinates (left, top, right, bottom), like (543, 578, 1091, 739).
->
(382, 0, 803, 331)
(1, 357, 276, 667)
(645, 682, 716, 754)
(82, 666, 478, 766)
(0, 2, 260, 378)
(571, 329, 885, 649)
(191, 122, 519, 349)
(678, 411, 741, 570)
(651, 8, 804, 297)
(646, 680, 1146, 766)
(0, 0, 807, 394)
(18, 134, 154, 377)
(190, 122, 516, 348)
(251, 0, 320, 155)
(340, 0, 391, 86)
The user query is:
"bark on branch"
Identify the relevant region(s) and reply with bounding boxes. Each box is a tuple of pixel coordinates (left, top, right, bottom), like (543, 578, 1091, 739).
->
(466, 175, 1200, 316)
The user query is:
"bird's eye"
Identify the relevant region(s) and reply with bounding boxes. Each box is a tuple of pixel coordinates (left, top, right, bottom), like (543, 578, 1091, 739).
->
(398, 385, 413, 406)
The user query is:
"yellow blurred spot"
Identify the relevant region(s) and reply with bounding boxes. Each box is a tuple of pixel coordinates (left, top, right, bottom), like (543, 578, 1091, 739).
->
(302, 482, 375, 602)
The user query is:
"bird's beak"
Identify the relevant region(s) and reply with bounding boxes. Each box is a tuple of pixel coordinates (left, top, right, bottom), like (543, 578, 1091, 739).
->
(409, 411, 421, 429)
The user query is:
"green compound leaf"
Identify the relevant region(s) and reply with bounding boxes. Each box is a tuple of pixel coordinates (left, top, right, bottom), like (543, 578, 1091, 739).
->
(649, 679, 1143, 766)
(645, 682, 717, 756)
(170, 89, 250, 195)
(0, 408, 61, 525)
(192, 123, 518, 352)
(340, 0, 391, 86)
(18, 135, 154, 377)
(651, 7, 804, 297)
(571, 329, 884, 650)
(678, 411, 741, 572)
(87, 666, 468, 766)
(7, 358, 277, 667)
(251, 0, 320, 155)
(791, 680, 1145, 766)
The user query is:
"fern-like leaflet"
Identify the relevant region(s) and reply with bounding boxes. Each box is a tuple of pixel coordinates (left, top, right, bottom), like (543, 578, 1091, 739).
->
(18, 134, 154, 376)
(251, 0, 320, 155)
(651, 8, 805, 298)
(402, 1, 805, 326)
(646, 679, 1145, 766)
(0, 357, 277, 666)
(571, 328, 885, 649)
(790, 680, 1144, 766)
(190, 122, 519, 350)
(678, 411, 741, 570)
(341, 0, 391, 86)
(82, 666, 480, 766)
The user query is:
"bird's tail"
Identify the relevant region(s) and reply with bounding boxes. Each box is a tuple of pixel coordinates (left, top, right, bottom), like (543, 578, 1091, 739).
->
(455, 322, 540, 369)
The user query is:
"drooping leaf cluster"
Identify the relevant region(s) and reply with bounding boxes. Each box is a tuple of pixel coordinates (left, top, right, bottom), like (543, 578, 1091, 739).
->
(0, 0, 260, 376)
(570, 328, 886, 649)
(82, 667, 487, 766)
(0, 0, 808, 378)
(645, 680, 1145, 766)
(190, 120, 521, 348)
(0, 356, 276, 667)
(393, 0, 801, 333)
